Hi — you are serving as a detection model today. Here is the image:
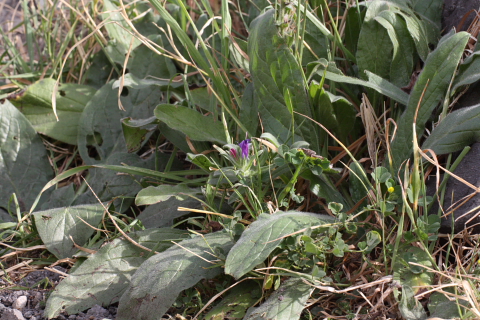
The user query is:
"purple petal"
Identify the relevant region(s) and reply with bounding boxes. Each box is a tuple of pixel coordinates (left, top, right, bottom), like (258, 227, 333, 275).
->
(239, 139, 251, 158)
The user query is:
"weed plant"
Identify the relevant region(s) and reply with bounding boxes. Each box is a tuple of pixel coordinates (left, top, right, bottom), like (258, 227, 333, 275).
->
(2, 0, 480, 319)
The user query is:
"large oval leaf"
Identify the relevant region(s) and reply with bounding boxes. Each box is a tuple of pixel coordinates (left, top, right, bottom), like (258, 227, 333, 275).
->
(116, 231, 234, 320)
(0, 100, 54, 211)
(33, 203, 105, 259)
(8, 79, 95, 145)
(244, 278, 313, 320)
(225, 211, 336, 279)
(154, 104, 228, 144)
(45, 228, 188, 318)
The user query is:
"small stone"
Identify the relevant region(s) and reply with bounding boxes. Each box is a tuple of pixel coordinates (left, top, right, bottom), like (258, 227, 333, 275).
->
(24, 310, 33, 318)
(0, 308, 27, 320)
(12, 296, 28, 310)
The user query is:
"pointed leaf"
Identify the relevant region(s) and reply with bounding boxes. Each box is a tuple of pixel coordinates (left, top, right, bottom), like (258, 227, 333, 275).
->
(33, 203, 105, 259)
(390, 32, 469, 170)
(154, 104, 227, 144)
(309, 60, 409, 105)
(225, 211, 336, 279)
(135, 184, 201, 206)
(244, 278, 313, 320)
(45, 228, 188, 318)
(422, 104, 480, 155)
(452, 51, 480, 93)
(116, 231, 234, 320)
(0, 100, 54, 210)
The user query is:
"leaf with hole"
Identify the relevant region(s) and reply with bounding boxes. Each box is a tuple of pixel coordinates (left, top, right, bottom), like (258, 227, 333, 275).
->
(8, 79, 96, 145)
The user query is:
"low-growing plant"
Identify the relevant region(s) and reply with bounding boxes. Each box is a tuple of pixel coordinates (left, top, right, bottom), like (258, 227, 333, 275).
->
(3, 0, 480, 319)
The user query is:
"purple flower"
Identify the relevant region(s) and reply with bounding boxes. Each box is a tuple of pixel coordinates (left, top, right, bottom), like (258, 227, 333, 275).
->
(238, 139, 251, 158)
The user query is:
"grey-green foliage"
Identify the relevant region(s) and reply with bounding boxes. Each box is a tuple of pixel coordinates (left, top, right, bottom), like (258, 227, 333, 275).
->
(356, 0, 441, 87)
(225, 211, 336, 279)
(244, 278, 313, 320)
(8, 79, 96, 145)
(0, 100, 54, 211)
(116, 231, 234, 320)
(154, 105, 228, 144)
(422, 104, 480, 155)
(33, 203, 105, 259)
(248, 9, 319, 150)
(390, 31, 469, 171)
(45, 228, 189, 318)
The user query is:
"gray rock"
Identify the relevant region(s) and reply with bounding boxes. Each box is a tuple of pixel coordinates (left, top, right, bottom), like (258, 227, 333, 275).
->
(442, 0, 480, 32)
(13, 296, 27, 310)
(428, 142, 480, 233)
(0, 308, 27, 320)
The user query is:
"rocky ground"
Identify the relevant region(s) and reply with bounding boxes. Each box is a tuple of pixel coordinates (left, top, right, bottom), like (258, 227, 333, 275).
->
(0, 267, 117, 320)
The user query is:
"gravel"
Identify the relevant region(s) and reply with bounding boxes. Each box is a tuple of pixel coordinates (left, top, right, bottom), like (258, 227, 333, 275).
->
(0, 269, 117, 320)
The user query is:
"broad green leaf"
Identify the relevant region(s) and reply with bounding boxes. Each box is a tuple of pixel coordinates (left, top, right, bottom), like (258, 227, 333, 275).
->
(240, 82, 260, 137)
(422, 104, 480, 155)
(393, 246, 433, 291)
(225, 211, 336, 279)
(77, 81, 162, 164)
(204, 281, 261, 320)
(344, 6, 364, 55)
(138, 198, 201, 228)
(302, 170, 350, 211)
(390, 32, 469, 171)
(45, 228, 188, 318)
(248, 9, 319, 149)
(116, 231, 234, 320)
(411, 0, 442, 44)
(244, 278, 313, 320)
(112, 73, 183, 90)
(0, 100, 54, 210)
(356, 1, 393, 80)
(428, 290, 465, 319)
(8, 79, 95, 145)
(135, 184, 201, 206)
(154, 104, 227, 144)
(40, 185, 76, 210)
(33, 203, 105, 259)
(374, 10, 415, 87)
(397, 285, 428, 320)
(121, 117, 155, 153)
(309, 82, 356, 143)
(102, 0, 141, 54)
(309, 59, 409, 105)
